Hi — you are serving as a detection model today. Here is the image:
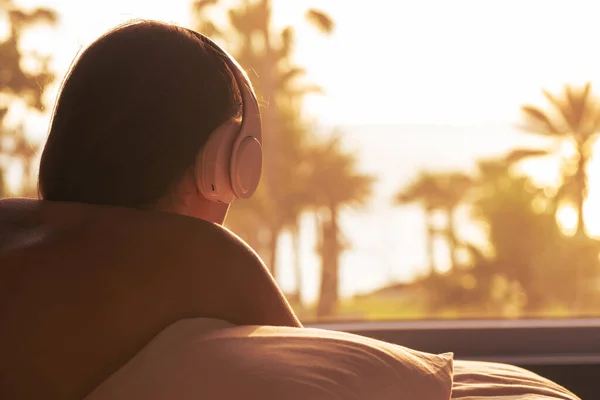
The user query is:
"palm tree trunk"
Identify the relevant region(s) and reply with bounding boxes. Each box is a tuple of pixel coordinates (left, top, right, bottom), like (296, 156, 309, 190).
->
(291, 218, 302, 299)
(317, 204, 340, 318)
(0, 173, 5, 198)
(426, 211, 436, 275)
(267, 225, 281, 278)
(575, 151, 587, 237)
(446, 206, 458, 270)
(330, 204, 340, 304)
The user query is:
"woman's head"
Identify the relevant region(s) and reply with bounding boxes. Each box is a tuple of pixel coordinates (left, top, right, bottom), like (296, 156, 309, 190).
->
(38, 20, 242, 219)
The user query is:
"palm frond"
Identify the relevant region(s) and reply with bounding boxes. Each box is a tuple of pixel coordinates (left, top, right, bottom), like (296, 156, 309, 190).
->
(565, 82, 591, 132)
(196, 20, 222, 38)
(287, 85, 324, 97)
(192, 0, 220, 13)
(277, 67, 306, 87)
(305, 9, 335, 34)
(520, 105, 568, 137)
(394, 171, 474, 209)
(280, 26, 295, 56)
(8, 7, 58, 28)
(504, 148, 551, 165)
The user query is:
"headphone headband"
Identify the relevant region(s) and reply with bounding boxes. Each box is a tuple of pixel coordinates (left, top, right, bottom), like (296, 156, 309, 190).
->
(186, 29, 262, 146)
(186, 28, 263, 204)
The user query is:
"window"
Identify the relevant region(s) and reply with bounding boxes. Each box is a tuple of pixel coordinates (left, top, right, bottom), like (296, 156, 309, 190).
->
(2, 0, 600, 325)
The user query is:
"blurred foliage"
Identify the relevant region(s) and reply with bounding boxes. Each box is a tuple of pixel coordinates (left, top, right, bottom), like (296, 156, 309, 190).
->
(371, 83, 600, 321)
(387, 127, 600, 320)
(0, 0, 57, 112)
(1, 1, 599, 322)
(308, 134, 375, 317)
(395, 172, 473, 273)
(192, 0, 372, 315)
(516, 82, 600, 237)
(0, 0, 57, 197)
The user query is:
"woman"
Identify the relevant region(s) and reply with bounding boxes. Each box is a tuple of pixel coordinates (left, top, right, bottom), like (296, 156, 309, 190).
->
(0, 20, 300, 399)
(0, 21, 581, 400)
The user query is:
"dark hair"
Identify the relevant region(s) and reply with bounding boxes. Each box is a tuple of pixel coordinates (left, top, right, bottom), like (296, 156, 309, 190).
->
(38, 20, 241, 208)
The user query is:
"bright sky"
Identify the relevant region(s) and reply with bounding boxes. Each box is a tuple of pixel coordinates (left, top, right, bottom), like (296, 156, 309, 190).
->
(8, 0, 600, 302)
(16, 0, 600, 125)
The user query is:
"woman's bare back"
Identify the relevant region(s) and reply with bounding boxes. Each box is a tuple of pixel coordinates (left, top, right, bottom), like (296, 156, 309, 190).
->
(0, 198, 299, 399)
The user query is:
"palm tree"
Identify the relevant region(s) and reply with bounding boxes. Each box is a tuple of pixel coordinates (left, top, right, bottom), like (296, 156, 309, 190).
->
(306, 133, 375, 318)
(439, 173, 473, 269)
(0, 0, 57, 114)
(395, 173, 444, 274)
(192, 0, 332, 160)
(192, 0, 334, 278)
(0, 0, 57, 196)
(518, 82, 600, 237)
(394, 172, 472, 273)
(0, 124, 37, 196)
(470, 156, 564, 311)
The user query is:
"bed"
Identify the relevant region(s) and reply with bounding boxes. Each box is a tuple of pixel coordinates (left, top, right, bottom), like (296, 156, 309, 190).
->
(451, 359, 578, 399)
(86, 318, 581, 399)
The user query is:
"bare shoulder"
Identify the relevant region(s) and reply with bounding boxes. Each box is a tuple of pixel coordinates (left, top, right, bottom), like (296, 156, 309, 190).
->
(0, 198, 297, 327)
(0, 197, 259, 268)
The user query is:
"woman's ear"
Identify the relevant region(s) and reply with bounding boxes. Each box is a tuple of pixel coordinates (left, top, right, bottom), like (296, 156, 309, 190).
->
(156, 167, 231, 225)
(186, 167, 231, 224)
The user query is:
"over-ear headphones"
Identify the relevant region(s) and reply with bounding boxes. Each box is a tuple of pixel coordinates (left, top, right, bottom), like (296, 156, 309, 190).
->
(185, 28, 263, 204)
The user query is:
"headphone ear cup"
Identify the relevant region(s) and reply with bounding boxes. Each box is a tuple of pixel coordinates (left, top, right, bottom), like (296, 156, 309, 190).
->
(195, 119, 240, 204)
(230, 136, 262, 198)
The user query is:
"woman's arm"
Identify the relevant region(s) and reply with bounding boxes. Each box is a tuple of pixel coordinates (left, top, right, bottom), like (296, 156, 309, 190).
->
(175, 223, 302, 328)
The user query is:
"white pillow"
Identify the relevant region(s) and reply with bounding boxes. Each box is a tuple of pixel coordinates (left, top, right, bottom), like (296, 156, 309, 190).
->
(452, 359, 581, 399)
(86, 318, 454, 400)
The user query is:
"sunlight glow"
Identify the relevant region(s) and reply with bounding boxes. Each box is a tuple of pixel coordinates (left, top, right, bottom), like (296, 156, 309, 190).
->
(6, 0, 600, 305)
(583, 200, 600, 238)
(0, 14, 9, 41)
(556, 205, 578, 236)
(4, 163, 22, 194)
(559, 140, 578, 160)
(583, 140, 600, 237)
